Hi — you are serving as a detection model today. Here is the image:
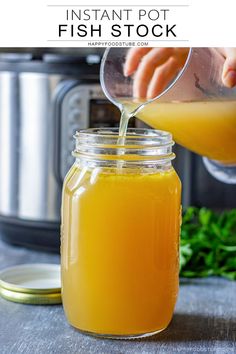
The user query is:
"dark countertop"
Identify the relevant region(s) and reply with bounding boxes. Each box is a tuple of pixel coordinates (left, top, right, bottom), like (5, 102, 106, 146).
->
(0, 239, 235, 354)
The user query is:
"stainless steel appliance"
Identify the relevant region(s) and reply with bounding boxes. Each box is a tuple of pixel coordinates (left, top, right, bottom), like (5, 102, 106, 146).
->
(0, 49, 123, 251)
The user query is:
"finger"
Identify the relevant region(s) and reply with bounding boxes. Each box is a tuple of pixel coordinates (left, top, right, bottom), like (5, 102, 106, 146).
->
(216, 48, 227, 58)
(217, 48, 236, 58)
(147, 57, 180, 99)
(124, 48, 151, 76)
(133, 48, 174, 98)
(222, 48, 236, 88)
(173, 48, 190, 66)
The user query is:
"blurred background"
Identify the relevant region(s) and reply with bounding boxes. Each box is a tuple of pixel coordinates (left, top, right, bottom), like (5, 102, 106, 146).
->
(0, 48, 235, 252)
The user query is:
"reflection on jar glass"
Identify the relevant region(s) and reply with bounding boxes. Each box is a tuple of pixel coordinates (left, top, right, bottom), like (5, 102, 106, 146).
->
(61, 128, 181, 339)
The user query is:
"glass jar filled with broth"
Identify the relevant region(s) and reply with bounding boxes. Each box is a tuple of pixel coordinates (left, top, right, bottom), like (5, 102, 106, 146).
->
(61, 128, 181, 339)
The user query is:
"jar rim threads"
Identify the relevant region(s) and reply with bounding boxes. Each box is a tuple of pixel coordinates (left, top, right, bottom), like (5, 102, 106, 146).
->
(73, 128, 175, 165)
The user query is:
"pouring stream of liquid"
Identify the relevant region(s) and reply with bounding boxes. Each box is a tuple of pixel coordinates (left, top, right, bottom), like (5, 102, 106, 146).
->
(116, 103, 148, 170)
(118, 101, 148, 143)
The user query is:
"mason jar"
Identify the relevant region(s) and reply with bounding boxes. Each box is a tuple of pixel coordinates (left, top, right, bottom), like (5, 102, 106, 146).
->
(61, 128, 181, 339)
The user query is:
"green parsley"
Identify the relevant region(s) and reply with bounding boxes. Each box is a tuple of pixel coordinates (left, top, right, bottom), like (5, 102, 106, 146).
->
(180, 207, 236, 280)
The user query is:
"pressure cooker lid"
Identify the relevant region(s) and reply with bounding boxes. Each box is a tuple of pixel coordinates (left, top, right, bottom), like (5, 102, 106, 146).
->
(0, 53, 33, 62)
(43, 53, 101, 64)
(0, 48, 102, 63)
(0, 48, 102, 75)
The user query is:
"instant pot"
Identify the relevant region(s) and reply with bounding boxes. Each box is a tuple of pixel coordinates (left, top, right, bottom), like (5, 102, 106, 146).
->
(0, 48, 123, 251)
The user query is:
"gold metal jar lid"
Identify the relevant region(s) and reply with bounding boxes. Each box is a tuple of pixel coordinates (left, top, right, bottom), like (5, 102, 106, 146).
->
(0, 264, 61, 305)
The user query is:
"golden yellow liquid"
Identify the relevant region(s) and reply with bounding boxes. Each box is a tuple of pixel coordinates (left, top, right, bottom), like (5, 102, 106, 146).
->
(124, 100, 236, 164)
(61, 164, 181, 336)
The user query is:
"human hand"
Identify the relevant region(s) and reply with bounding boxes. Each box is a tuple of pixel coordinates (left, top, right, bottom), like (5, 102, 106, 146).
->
(218, 48, 236, 88)
(124, 47, 236, 99)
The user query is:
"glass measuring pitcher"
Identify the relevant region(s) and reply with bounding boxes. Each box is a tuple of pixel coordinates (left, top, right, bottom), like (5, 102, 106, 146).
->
(100, 48, 236, 183)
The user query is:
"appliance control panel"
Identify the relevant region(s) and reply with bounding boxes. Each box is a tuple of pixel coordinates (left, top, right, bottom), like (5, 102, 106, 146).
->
(60, 83, 123, 180)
